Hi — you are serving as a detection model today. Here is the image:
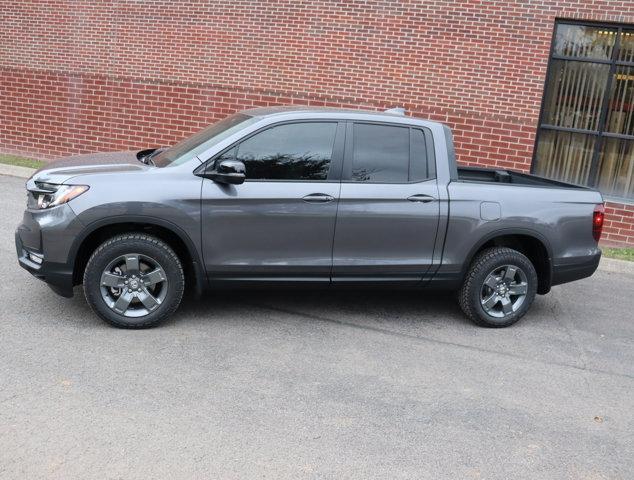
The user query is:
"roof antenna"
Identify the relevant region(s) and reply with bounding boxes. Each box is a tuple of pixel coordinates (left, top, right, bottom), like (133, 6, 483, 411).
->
(384, 107, 406, 115)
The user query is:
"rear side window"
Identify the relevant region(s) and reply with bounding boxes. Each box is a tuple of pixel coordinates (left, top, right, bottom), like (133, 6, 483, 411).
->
(234, 122, 337, 180)
(351, 124, 409, 182)
(350, 123, 433, 183)
(410, 128, 429, 182)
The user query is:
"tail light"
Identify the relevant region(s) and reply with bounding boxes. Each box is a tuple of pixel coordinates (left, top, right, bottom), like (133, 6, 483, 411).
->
(593, 204, 605, 242)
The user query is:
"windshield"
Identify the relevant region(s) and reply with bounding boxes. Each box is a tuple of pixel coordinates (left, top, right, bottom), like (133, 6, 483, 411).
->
(153, 113, 257, 167)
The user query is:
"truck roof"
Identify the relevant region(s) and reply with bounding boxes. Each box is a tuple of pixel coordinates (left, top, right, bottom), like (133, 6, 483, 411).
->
(242, 106, 442, 127)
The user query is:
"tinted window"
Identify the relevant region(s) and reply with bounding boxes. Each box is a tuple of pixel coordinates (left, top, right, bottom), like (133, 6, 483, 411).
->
(410, 128, 429, 182)
(352, 124, 409, 182)
(215, 146, 237, 165)
(235, 122, 337, 180)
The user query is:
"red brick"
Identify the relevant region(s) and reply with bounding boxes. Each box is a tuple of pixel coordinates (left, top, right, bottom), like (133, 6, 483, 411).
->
(1, 1, 633, 245)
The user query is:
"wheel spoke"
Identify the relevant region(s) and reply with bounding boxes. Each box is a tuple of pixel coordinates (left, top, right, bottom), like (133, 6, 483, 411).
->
(101, 272, 125, 288)
(125, 254, 140, 274)
(482, 293, 499, 310)
(509, 282, 528, 295)
(138, 289, 160, 311)
(500, 296, 513, 315)
(113, 292, 133, 314)
(142, 268, 166, 286)
(503, 266, 517, 282)
(484, 275, 499, 290)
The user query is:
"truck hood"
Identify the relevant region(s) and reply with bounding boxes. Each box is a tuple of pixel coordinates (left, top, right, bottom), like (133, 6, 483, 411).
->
(31, 151, 147, 185)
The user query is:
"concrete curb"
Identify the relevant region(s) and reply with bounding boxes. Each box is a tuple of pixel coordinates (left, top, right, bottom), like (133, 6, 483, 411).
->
(599, 256, 634, 275)
(0, 163, 36, 179)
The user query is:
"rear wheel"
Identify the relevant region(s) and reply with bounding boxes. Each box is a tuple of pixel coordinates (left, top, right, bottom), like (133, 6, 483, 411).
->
(459, 247, 537, 328)
(83, 233, 184, 328)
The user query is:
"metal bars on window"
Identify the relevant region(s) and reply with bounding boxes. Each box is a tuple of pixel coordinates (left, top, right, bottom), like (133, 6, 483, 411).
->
(533, 21, 634, 202)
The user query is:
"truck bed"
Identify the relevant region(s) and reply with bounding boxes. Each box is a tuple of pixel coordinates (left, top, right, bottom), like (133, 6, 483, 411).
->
(456, 166, 586, 190)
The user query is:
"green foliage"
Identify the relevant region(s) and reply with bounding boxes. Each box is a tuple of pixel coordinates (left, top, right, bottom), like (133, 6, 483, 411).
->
(0, 154, 45, 169)
(603, 247, 634, 262)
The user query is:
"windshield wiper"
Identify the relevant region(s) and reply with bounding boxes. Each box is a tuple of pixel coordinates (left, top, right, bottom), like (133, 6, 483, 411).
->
(141, 147, 165, 166)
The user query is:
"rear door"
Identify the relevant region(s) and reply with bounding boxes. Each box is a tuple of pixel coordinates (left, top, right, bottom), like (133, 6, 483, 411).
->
(200, 120, 345, 281)
(331, 122, 440, 282)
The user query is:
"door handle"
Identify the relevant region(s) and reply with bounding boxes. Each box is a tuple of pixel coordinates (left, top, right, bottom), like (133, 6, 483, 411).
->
(302, 193, 334, 203)
(407, 194, 436, 203)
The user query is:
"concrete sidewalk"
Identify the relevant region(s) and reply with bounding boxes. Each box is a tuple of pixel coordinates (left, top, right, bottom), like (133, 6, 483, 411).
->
(0, 162, 37, 179)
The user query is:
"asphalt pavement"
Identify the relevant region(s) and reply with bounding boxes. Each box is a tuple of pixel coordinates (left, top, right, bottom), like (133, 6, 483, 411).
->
(1, 174, 632, 479)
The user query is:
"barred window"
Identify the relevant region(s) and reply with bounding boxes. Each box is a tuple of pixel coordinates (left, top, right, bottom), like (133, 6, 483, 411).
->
(533, 22, 634, 202)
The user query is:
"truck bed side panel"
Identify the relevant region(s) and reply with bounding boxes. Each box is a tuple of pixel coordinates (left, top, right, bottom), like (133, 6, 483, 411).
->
(432, 181, 603, 288)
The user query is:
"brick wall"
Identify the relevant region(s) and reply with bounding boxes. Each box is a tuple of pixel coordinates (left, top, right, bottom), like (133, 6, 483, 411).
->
(1, 1, 634, 245)
(603, 203, 634, 246)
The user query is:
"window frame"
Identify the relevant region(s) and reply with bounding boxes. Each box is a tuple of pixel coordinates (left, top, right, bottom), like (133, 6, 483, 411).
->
(532, 19, 634, 203)
(341, 120, 437, 184)
(203, 119, 346, 183)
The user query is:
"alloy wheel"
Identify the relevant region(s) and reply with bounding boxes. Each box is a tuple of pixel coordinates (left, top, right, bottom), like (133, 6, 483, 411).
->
(99, 253, 168, 318)
(480, 264, 528, 318)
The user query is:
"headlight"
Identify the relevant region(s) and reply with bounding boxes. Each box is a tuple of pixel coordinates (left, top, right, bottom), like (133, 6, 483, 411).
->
(29, 184, 89, 209)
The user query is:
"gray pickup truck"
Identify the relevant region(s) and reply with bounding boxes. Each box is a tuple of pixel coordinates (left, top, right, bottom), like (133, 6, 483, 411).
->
(16, 107, 604, 328)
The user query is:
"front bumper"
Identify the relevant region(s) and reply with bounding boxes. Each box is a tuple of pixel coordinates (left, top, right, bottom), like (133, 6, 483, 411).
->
(15, 204, 84, 298)
(551, 250, 602, 287)
(15, 232, 75, 297)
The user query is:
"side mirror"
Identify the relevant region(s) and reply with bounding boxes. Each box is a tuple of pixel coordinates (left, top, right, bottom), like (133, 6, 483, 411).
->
(202, 160, 246, 185)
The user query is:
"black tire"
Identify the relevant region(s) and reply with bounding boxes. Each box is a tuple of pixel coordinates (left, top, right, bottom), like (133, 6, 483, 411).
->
(459, 247, 537, 328)
(83, 233, 184, 328)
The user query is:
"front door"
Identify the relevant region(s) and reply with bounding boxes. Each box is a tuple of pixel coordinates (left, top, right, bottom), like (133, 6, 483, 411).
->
(201, 121, 344, 281)
(332, 122, 440, 282)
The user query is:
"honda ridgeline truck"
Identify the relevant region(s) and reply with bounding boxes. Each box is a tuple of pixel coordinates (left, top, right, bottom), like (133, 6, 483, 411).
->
(16, 107, 604, 328)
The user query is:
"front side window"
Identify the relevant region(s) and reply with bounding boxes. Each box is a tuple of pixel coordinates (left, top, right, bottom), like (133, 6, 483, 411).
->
(233, 122, 337, 180)
(534, 22, 634, 201)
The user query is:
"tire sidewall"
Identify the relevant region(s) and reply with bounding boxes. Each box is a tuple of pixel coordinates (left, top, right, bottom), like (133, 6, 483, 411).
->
(469, 251, 538, 327)
(84, 235, 184, 328)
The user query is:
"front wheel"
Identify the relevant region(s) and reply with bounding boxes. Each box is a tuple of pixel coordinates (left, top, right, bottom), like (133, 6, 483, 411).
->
(83, 233, 185, 328)
(459, 247, 538, 328)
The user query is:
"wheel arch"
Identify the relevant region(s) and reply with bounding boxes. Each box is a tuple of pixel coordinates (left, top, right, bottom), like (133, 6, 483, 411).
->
(70, 216, 205, 296)
(463, 228, 553, 295)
